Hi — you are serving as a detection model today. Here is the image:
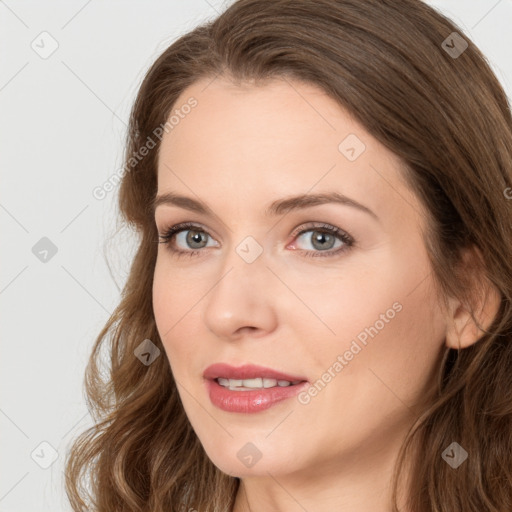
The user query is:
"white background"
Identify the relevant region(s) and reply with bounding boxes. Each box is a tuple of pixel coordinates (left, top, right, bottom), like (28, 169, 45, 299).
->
(1, 1, 511, 510)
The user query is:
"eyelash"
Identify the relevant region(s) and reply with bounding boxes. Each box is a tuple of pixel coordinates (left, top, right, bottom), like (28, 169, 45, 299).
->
(157, 221, 355, 260)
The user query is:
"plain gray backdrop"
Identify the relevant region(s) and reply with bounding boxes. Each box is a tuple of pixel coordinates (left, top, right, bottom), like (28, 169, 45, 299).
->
(1, 1, 511, 510)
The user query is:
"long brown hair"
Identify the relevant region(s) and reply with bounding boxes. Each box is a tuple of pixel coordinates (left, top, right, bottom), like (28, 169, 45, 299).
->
(64, 1, 512, 510)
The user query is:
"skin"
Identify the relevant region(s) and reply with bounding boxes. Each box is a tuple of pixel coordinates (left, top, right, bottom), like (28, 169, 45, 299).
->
(152, 76, 490, 511)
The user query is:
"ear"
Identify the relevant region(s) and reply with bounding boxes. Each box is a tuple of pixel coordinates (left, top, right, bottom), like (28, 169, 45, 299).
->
(445, 246, 501, 350)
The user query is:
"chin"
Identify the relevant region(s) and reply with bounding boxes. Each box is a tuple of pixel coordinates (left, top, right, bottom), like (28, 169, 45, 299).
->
(201, 438, 303, 478)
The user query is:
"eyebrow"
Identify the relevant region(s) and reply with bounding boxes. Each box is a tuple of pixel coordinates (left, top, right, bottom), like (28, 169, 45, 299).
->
(152, 191, 379, 221)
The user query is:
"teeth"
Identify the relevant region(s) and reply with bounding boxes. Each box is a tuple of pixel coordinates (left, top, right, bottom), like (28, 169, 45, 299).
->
(216, 377, 300, 390)
(243, 378, 263, 388)
(263, 378, 277, 388)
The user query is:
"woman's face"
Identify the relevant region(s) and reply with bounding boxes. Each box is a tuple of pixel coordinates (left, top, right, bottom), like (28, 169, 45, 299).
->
(153, 76, 448, 481)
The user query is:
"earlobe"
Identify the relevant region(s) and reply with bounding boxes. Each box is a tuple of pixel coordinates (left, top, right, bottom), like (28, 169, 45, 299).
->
(444, 248, 501, 350)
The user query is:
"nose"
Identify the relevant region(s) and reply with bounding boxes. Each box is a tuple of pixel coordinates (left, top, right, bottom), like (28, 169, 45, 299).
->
(203, 239, 279, 341)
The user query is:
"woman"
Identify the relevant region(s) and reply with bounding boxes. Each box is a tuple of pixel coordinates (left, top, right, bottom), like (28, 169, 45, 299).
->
(64, 0, 512, 510)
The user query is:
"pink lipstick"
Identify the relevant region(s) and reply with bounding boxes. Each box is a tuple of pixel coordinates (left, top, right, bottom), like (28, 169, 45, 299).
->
(203, 363, 309, 413)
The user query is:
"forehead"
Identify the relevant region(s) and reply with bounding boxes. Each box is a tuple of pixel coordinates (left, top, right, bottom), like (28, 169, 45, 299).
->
(159, 76, 360, 162)
(156, 76, 423, 229)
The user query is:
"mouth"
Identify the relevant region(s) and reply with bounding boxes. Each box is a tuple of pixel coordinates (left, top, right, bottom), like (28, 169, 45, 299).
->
(203, 363, 309, 413)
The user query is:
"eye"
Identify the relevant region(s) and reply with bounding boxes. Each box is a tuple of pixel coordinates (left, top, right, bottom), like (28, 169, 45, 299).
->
(157, 222, 217, 258)
(157, 221, 355, 259)
(289, 222, 354, 258)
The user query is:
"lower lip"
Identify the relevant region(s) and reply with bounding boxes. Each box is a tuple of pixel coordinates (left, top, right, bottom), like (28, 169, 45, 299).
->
(206, 379, 310, 413)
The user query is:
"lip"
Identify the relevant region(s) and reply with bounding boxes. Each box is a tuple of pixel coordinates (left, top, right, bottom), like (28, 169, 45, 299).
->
(203, 363, 307, 382)
(205, 379, 310, 413)
(203, 363, 309, 413)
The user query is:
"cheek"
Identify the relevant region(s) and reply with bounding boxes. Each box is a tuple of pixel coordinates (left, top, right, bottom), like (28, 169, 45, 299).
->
(152, 261, 202, 370)
(304, 246, 446, 411)
(287, 257, 445, 461)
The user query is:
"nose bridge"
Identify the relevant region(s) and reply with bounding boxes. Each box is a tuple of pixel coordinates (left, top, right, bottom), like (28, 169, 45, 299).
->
(203, 233, 278, 338)
(218, 232, 269, 287)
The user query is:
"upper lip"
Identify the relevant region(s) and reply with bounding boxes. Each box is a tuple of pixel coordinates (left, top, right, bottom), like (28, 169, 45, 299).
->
(203, 363, 308, 382)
